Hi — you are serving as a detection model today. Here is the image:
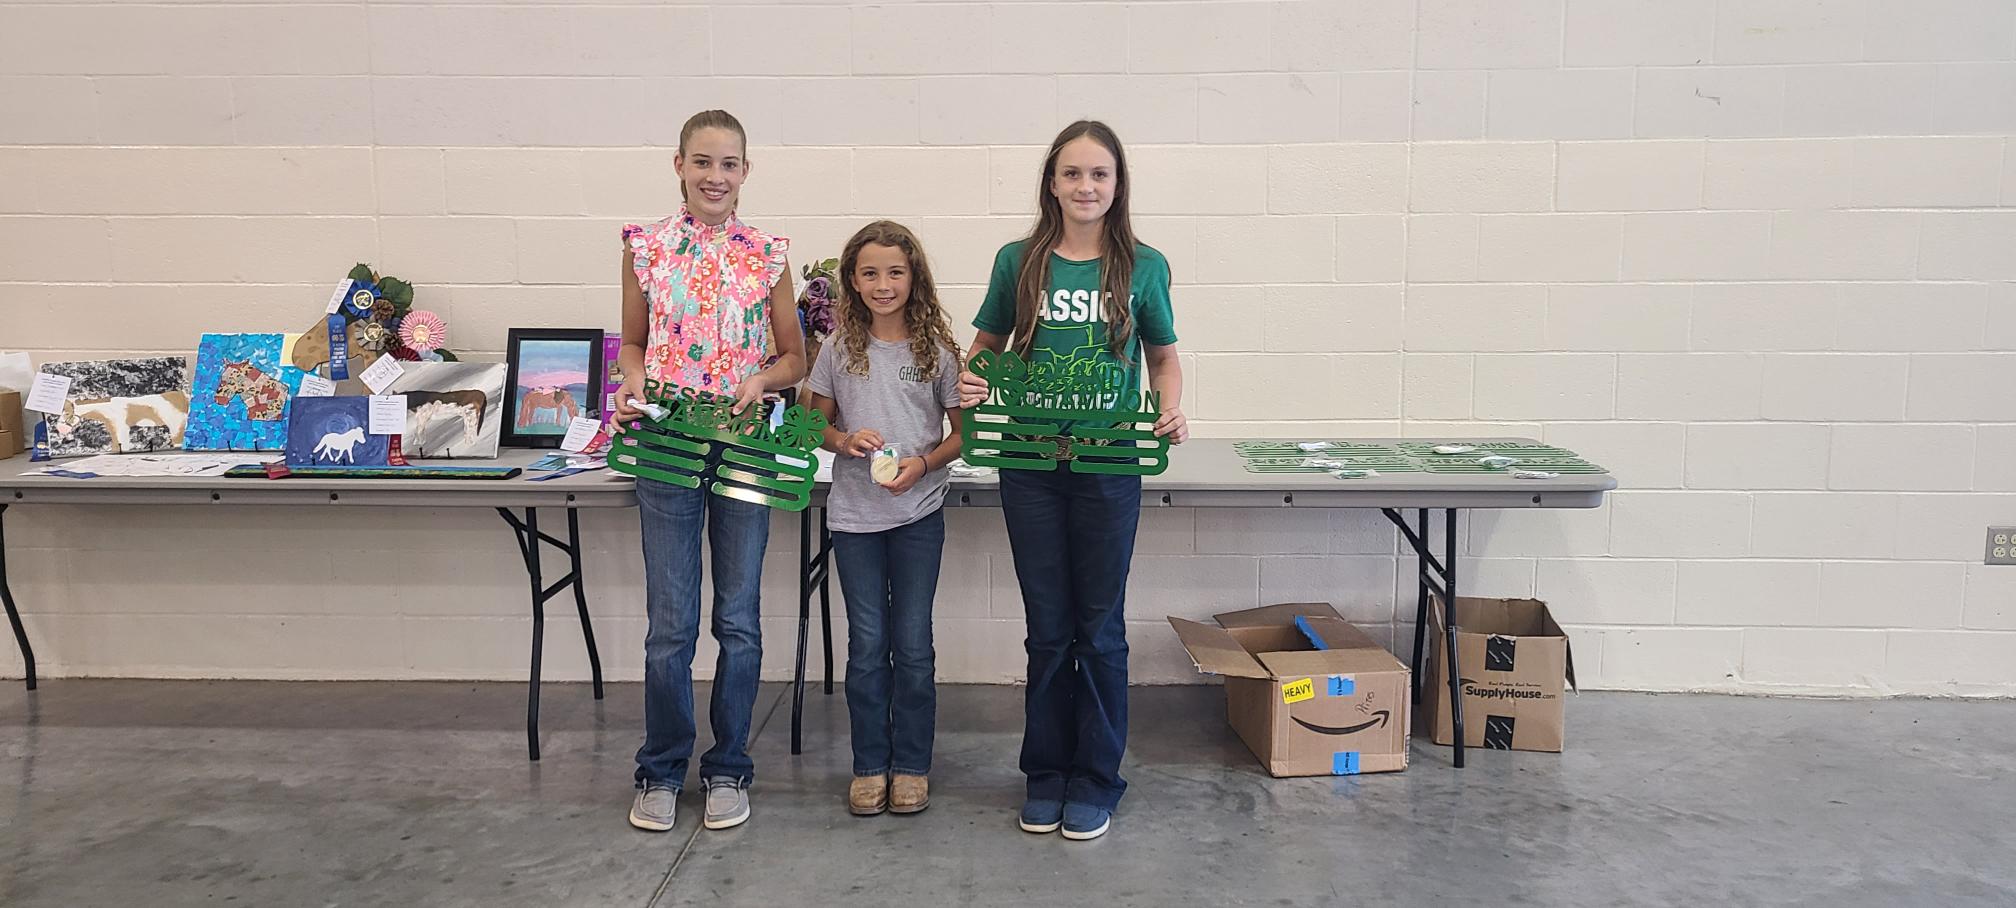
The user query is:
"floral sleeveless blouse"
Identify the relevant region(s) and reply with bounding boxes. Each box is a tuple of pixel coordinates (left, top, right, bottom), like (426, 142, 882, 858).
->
(623, 206, 790, 396)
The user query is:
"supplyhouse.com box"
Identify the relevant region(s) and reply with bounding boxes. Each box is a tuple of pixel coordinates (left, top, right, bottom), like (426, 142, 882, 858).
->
(1169, 603, 1409, 777)
(1422, 596, 1578, 752)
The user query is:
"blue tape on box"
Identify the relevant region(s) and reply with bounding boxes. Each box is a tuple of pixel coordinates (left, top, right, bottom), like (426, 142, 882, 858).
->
(1327, 675, 1355, 697)
(1294, 615, 1329, 650)
(1332, 751, 1360, 775)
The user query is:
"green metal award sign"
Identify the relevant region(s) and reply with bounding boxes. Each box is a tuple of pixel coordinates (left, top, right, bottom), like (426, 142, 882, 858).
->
(958, 349, 1169, 475)
(606, 381, 828, 511)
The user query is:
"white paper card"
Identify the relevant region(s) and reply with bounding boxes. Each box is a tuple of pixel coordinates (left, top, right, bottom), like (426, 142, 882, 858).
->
(368, 395, 407, 435)
(560, 416, 602, 453)
(326, 279, 354, 315)
(358, 354, 405, 393)
(24, 372, 72, 413)
(297, 374, 335, 397)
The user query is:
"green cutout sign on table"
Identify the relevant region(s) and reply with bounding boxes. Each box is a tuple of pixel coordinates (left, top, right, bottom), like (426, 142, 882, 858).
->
(606, 381, 828, 512)
(958, 349, 1169, 476)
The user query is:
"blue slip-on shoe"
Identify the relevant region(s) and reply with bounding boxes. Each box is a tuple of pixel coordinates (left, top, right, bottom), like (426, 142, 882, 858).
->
(1018, 798, 1064, 834)
(1060, 802, 1111, 841)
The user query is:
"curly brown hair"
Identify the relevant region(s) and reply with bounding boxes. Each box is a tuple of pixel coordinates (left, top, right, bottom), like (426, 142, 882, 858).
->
(836, 220, 961, 381)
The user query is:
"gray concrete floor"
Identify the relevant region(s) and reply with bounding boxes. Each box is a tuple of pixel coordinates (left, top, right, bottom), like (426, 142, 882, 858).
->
(1, 680, 2012, 907)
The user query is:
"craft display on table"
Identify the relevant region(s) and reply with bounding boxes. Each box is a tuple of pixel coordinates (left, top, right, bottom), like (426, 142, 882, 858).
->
(284, 396, 393, 468)
(384, 362, 506, 459)
(31, 357, 190, 459)
(503, 328, 604, 448)
(185, 334, 309, 451)
(606, 382, 827, 512)
(1230, 440, 1609, 476)
(292, 263, 456, 380)
(957, 349, 1169, 476)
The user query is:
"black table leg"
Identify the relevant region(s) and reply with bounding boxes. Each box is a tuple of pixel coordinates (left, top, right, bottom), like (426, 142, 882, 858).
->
(1410, 508, 1428, 705)
(0, 505, 36, 691)
(497, 507, 601, 762)
(819, 507, 834, 696)
(793, 506, 812, 755)
(1381, 506, 1467, 769)
(567, 509, 605, 702)
(792, 504, 836, 756)
(1442, 508, 1465, 769)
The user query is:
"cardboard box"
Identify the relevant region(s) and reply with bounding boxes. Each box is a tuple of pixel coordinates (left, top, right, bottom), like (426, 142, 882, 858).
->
(1422, 596, 1578, 752)
(0, 389, 22, 456)
(1170, 603, 1409, 777)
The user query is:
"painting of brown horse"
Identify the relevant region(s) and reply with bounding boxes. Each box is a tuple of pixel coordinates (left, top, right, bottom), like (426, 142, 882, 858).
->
(386, 362, 507, 459)
(515, 388, 579, 427)
(503, 328, 603, 447)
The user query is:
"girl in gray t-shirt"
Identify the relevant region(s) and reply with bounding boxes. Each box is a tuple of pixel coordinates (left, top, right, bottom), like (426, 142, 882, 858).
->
(805, 221, 964, 818)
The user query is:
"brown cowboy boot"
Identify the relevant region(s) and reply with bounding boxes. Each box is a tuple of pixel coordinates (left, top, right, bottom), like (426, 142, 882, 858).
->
(848, 775, 888, 816)
(890, 774, 929, 814)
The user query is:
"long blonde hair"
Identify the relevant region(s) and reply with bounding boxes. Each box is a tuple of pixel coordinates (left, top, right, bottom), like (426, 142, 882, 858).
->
(837, 221, 960, 380)
(1013, 120, 1137, 360)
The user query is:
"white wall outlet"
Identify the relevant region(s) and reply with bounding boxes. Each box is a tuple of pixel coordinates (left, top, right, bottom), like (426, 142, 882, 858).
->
(1989, 527, 2016, 566)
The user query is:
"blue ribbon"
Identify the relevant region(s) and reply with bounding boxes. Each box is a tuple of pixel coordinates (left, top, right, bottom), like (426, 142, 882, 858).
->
(327, 314, 349, 380)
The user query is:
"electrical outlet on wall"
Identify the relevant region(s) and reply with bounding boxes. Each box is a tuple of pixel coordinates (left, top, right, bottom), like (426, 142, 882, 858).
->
(1990, 528, 2016, 566)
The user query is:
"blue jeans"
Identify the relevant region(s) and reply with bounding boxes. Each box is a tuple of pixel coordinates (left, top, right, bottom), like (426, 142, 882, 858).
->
(832, 508, 944, 777)
(999, 466, 1141, 812)
(633, 474, 770, 791)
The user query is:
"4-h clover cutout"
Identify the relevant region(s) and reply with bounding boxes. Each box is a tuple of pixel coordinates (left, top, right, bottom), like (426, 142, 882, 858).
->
(775, 405, 828, 450)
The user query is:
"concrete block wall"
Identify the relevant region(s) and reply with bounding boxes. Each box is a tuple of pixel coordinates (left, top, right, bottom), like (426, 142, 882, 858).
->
(1, 0, 2012, 695)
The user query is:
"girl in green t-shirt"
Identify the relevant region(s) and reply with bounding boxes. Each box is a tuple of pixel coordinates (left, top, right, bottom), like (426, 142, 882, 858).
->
(959, 120, 1188, 842)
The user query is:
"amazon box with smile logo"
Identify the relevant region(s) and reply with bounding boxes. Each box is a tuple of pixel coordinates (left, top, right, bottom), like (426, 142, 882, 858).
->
(1422, 596, 1577, 752)
(1169, 602, 1409, 777)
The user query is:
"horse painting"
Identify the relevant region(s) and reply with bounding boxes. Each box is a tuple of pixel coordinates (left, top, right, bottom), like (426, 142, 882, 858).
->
(52, 391, 191, 454)
(516, 388, 578, 428)
(186, 334, 303, 451)
(405, 389, 487, 456)
(312, 426, 368, 464)
(32, 356, 189, 459)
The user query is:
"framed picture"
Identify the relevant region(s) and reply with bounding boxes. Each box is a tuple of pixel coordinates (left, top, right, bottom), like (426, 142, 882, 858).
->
(502, 328, 605, 448)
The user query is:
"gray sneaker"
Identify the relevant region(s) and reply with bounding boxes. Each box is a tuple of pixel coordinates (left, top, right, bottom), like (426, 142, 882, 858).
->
(629, 784, 677, 832)
(702, 777, 750, 830)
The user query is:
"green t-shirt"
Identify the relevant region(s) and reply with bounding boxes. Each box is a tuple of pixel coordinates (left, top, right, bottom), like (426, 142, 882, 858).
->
(972, 241, 1178, 423)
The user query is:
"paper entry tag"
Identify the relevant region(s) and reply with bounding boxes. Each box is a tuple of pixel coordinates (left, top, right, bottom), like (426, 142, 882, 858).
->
(559, 416, 601, 453)
(325, 279, 354, 315)
(298, 374, 335, 398)
(368, 395, 407, 435)
(24, 372, 72, 413)
(1281, 677, 1315, 705)
(359, 354, 405, 394)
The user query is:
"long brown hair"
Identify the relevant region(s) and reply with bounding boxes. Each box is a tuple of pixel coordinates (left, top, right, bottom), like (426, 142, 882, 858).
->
(675, 109, 746, 203)
(837, 220, 961, 380)
(1013, 120, 1137, 360)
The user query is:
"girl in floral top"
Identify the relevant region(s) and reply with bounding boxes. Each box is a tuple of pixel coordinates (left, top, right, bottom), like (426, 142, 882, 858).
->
(616, 109, 807, 835)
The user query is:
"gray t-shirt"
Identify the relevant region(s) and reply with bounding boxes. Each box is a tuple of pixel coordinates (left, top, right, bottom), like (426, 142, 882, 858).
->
(806, 334, 962, 534)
